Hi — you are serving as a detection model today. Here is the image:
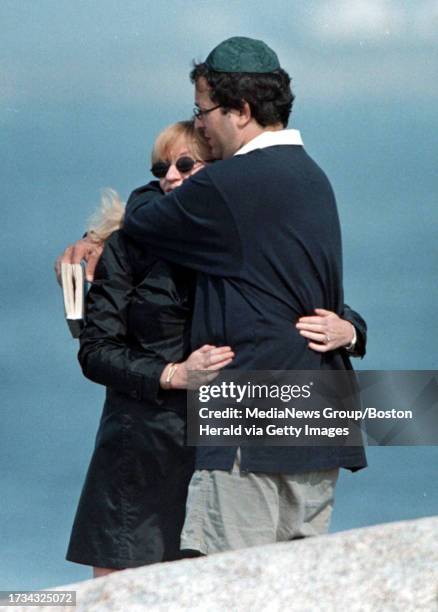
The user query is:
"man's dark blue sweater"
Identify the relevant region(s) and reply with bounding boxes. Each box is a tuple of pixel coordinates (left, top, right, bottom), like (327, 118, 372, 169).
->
(124, 140, 367, 474)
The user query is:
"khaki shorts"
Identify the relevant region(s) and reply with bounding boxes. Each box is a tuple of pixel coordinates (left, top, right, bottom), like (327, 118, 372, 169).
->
(180, 450, 339, 555)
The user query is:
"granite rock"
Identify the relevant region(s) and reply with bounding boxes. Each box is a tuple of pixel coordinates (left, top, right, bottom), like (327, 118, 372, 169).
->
(7, 516, 438, 611)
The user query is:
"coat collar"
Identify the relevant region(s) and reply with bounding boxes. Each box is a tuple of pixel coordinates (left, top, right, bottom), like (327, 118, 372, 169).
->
(234, 129, 303, 156)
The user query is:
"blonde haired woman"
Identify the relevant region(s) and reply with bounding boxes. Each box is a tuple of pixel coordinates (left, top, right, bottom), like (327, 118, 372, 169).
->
(66, 121, 234, 576)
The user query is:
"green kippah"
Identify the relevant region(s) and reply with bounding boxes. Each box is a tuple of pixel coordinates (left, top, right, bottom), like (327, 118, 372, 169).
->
(205, 36, 281, 73)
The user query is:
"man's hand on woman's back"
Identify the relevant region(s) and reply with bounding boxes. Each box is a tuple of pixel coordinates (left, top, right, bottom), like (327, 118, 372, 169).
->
(54, 237, 104, 285)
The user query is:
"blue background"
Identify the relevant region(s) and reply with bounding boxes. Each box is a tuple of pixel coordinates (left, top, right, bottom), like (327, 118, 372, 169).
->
(1, 0, 437, 589)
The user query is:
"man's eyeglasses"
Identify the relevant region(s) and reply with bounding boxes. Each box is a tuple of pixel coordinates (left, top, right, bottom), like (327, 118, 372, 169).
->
(151, 156, 201, 179)
(193, 104, 222, 119)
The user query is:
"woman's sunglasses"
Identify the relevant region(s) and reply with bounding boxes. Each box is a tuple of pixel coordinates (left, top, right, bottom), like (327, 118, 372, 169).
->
(151, 156, 200, 179)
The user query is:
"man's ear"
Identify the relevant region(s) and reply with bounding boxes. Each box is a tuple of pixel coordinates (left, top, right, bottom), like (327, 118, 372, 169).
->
(236, 100, 252, 128)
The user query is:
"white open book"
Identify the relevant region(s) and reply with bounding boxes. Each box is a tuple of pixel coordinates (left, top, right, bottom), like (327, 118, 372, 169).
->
(61, 263, 85, 338)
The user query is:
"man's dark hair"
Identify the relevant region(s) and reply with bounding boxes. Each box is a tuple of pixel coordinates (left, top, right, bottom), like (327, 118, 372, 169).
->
(190, 63, 294, 128)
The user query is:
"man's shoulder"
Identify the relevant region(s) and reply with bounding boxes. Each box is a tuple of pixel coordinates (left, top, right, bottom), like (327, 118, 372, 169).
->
(208, 144, 309, 171)
(203, 156, 246, 177)
(205, 144, 328, 187)
(126, 180, 162, 206)
(202, 152, 266, 186)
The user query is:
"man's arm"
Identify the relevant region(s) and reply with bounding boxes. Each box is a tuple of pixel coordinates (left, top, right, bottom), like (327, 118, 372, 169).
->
(55, 170, 241, 283)
(124, 173, 243, 276)
(55, 237, 104, 284)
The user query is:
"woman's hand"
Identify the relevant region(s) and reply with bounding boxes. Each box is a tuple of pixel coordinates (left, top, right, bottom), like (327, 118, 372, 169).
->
(160, 344, 235, 390)
(296, 308, 355, 353)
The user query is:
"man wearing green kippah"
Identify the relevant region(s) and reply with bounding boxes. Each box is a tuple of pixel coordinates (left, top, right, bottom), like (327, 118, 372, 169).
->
(124, 36, 367, 555)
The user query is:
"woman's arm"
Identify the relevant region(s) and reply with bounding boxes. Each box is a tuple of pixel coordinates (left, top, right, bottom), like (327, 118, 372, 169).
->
(78, 230, 167, 401)
(78, 230, 236, 399)
(296, 305, 367, 358)
(341, 304, 367, 358)
(160, 344, 235, 390)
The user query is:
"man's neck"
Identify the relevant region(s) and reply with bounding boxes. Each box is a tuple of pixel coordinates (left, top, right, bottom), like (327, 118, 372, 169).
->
(239, 122, 283, 150)
(234, 126, 302, 157)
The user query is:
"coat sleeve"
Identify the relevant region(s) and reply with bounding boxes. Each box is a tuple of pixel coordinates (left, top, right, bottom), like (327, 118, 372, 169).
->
(342, 304, 368, 358)
(123, 172, 243, 276)
(78, 231, 167, 402)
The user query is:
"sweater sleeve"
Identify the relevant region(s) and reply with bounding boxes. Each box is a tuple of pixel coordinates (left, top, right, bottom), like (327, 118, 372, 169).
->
(123, 171, 243, 276)
(78, 231, 166, 402)
(342, 304, 368, 358)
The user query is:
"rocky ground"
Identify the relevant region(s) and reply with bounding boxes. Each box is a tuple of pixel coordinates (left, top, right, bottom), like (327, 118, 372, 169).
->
(4, 516, 438, 611)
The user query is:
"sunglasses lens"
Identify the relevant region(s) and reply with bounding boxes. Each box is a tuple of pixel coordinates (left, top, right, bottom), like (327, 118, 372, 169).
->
(176, 157, 196, 173)
(151, 162, 169, 178)
(151, 157, 197, 179)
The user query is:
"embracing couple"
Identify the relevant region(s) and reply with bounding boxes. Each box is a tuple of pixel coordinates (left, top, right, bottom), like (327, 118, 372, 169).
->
(57, 36, 367, 577)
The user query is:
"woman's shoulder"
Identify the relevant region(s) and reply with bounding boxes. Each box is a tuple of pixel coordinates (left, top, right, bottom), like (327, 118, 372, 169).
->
(103, 228, 126, 248)
(103, 229, 158, 282)
(101, 229, 132, 260)
(101, 230, 195, 288)
(95, 229, 134, 277)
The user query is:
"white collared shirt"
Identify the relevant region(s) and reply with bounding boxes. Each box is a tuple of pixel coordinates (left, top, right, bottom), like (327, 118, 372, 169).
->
(234, 129, 303, 156)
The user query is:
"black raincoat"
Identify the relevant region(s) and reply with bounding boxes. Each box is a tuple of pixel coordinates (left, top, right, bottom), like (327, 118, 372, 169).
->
(66, 230, 195, 568)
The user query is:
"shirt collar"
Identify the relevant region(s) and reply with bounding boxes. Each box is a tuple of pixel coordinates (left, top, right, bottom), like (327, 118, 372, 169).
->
(234, 129, 303, 156)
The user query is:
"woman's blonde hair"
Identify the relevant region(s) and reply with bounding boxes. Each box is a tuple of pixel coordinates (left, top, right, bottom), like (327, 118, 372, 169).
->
(87, 120, 210, 242)
(86, 188, 125, 243)
(151, 119, 210, 165)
